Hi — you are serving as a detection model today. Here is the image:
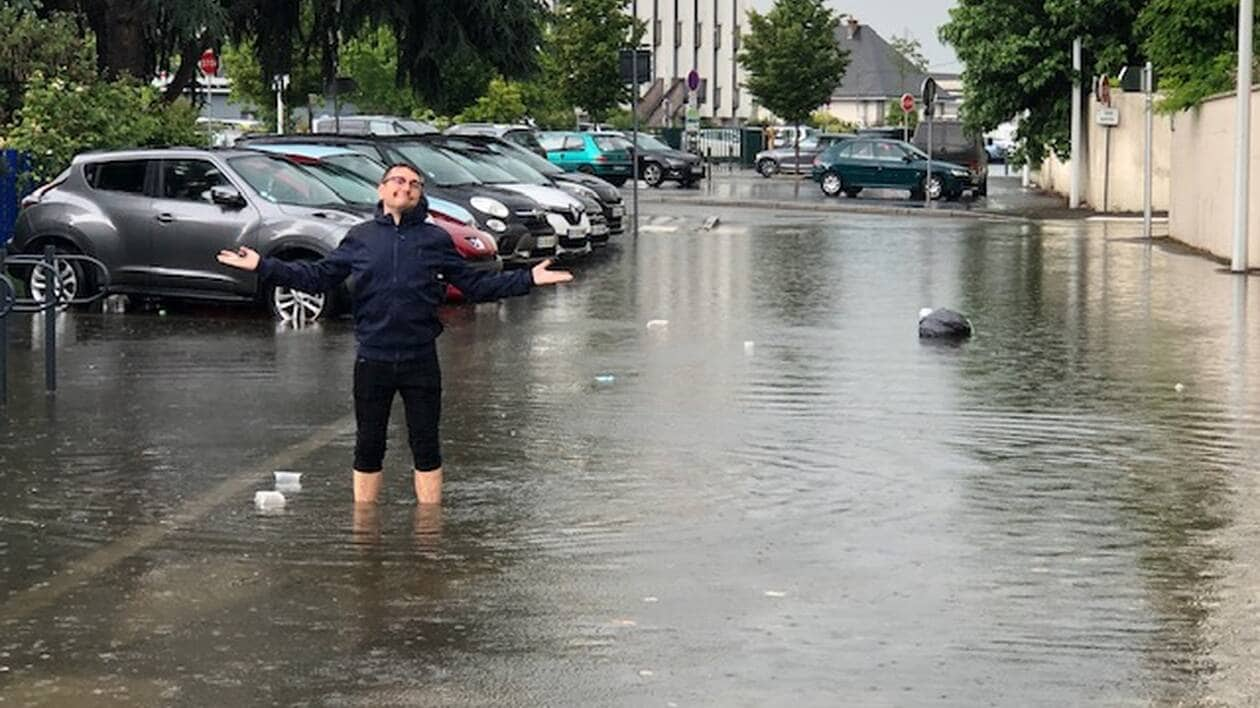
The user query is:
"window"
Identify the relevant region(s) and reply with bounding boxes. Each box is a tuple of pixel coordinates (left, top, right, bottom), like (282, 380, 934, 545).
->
(714, 23, 722, 49)
(675, 21, 683, 47)
(733, 24, 741, 50)
(538, 133, 567, 151)
(85, 160, 148, 194)
(849, 142, 875, 159)
(227, 155, 344, 206)
(713, 86, 721, 109)
(593, 135, 631, 152)
(161, 159, 230, 202)
(654, 19, 662, 46)
(563, 136, 586, 151)
(873, 142, 904, 162)
(733, 88, 741, 109)
(695, 22, 702, 48)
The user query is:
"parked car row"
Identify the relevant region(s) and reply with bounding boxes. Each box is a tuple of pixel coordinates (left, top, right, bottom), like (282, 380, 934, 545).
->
(10, 128, 631, 322)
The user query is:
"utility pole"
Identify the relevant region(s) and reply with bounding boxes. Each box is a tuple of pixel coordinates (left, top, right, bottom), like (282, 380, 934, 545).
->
(1232, 0, 1254, 272)
(1070, 37, 1082, 209)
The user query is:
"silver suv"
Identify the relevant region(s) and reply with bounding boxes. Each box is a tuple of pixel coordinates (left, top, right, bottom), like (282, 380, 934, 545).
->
(11, 148, 367, 320)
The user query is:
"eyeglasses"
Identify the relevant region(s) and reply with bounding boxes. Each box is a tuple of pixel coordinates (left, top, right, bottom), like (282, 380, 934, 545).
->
(382, 175, 424, 190)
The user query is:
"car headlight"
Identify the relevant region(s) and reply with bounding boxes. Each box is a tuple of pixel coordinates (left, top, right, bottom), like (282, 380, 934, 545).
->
(470, 197, 509, 218)
(485, 218, 507, 232)
(556, 181, 597, 201)
(951, 169, 970, 177)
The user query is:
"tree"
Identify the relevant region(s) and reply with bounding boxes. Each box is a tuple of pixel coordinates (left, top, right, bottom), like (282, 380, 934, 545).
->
(0, 7, 97, 127)
(808, 111, 857, 133)
(881, 99, 919, 130)
(889, 34, 929, 73)
(939, 0, 1146, 164)
(549, 0, 645, 121)
(338, 27, 427, 117)
(5, 74, 203, 183)
(1138, 0, 1260, 113)
(454, 77, 528, 124)
(739, 0, 849, 170)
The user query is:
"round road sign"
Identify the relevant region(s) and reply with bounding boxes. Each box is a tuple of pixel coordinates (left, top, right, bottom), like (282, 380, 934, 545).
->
(198, 49, 218, 76)
(900, 93, 915, 113)
(687, 69, 700, 92)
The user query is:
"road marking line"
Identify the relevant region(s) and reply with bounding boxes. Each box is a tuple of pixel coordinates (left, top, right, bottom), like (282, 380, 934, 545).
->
(0, 415, 354, 622)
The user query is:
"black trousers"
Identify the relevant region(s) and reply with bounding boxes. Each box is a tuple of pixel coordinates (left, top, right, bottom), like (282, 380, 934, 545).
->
(352, 351, 442, 473)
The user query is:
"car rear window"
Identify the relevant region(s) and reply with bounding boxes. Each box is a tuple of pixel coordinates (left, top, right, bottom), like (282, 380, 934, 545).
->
(85, 160, 148, 194)
(538, 133, 566, 151)
(916, 123, 975, 149)
(593, 136, 630, 152)
(504, 130, 544, 153)
(390, 143, 480, 186)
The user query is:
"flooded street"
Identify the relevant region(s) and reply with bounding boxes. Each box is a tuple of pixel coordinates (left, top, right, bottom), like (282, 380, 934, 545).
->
(2, 201, 1259, 705)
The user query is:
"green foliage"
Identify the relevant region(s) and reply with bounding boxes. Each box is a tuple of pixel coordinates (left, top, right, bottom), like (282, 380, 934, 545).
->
(808, 111, 857, 133)
(738, 0, 850, 127)
(0, 7, 97, 127)
(454, 77, 528, 124)
(888, 35, 929, 73)
(1138, 0, 1260, 113)
(221, 39, 325, 131)
(881, 99, 919, 129)
(549, 0, 646, 121)
(4, 74, 204, 183)
(339, 27, 427, 116)
(939, 0, 1146, 163)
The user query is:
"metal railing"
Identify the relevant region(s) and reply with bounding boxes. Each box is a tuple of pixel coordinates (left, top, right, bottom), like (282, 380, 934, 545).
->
(0, 245, 110, 403)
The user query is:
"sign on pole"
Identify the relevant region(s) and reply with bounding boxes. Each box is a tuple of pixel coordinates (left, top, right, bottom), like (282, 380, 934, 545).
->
(619, 49, 652, 85)
(900, 93, 915, 142)
(921, 77, 937, 118)
(198, 49, 218, 76)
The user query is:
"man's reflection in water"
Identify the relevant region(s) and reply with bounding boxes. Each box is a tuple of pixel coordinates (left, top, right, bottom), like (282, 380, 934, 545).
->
(413, 504, 443, 555)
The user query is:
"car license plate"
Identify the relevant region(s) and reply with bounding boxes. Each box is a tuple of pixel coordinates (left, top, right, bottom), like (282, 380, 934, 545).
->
(536, 235, 557, 249)
(610, 166, 628, 173)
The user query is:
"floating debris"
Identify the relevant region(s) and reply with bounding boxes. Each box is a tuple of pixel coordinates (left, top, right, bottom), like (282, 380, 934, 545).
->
(254, 491, 285, 510)
(764, 590, 787, 598)
(594, 374, 616, 384)
(743, 340, 755, 355)
(646, 319, 669, 330)
(1174, 383, 1185, 393)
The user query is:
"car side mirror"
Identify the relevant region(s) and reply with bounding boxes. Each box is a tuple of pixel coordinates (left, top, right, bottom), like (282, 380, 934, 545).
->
(210, 186, 246, 208)
(903, 154, 914, 163)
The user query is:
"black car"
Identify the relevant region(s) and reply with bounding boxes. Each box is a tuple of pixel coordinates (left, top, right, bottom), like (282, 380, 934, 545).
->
(428, 133, 624, 241)
(615, 132, 704, 188)
(444, 123, 549, 158)
(910, 120, 989, 197)
(240, 134, 559, 266)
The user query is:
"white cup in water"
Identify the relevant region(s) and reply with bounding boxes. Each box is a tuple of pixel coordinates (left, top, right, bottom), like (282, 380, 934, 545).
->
(254, 490, 286, 509)
(274, 471, 302, 489)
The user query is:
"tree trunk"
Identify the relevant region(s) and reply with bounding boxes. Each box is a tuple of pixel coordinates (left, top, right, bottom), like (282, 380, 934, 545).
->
(794, 123, 801, 175)
(87, 0, 152, 79)
(162, 38, 209, 103)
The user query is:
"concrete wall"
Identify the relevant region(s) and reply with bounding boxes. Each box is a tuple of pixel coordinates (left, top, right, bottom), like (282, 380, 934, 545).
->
(1034, 92, 1171, 213)
(1169, 87, 1260, 261)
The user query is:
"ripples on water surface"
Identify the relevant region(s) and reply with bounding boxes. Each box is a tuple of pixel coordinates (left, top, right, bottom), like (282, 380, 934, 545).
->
(2, 214, 1260, 704)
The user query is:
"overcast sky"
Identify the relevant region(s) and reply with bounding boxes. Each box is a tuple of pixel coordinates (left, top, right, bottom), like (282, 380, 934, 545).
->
(747, 0, 961, 72)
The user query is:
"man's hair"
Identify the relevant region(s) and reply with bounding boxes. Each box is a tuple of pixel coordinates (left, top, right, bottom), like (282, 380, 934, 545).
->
(380, 162, 423, 184)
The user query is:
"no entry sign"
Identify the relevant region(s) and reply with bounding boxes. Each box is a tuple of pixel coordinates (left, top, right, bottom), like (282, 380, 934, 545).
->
(198, 49, 218, 76)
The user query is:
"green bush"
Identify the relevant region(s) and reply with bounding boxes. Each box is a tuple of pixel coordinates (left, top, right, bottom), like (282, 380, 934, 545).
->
(808, 111, 857, 133)
(3, 74, 205, 184)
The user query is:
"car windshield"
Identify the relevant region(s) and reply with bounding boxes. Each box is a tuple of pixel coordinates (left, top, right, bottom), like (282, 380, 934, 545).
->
(461, 149, 549, 185)
(903, 143, 929, 160)
(593, 135, 631, 152)
(324, 153, 388, 184)
(295, 162, 379, 205)
(633, 134, 671, 151)
(228, 155, 346, 207)
(499, 142, 563, 175)
(441, 148, 518, 184)
(391, 143, 480, 186)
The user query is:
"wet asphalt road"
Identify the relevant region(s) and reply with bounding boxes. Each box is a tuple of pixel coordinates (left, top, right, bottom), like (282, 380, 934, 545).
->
(1, 201, 1258, 705)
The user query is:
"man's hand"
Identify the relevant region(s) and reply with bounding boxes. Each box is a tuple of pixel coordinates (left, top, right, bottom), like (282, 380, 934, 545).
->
(216, 246, 261, 272)
(531, 259, 573, 286)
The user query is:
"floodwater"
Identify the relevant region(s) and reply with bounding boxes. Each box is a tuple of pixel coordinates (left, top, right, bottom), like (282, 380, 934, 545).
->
(1, 204, 1259, 706)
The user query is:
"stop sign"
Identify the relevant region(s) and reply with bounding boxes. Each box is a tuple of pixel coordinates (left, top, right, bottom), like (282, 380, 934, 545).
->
(900, 93, 915, 113)
(198, 49, 218, 76)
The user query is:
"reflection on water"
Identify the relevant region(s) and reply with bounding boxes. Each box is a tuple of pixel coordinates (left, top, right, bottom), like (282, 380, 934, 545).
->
(2, 216, 1260, 704)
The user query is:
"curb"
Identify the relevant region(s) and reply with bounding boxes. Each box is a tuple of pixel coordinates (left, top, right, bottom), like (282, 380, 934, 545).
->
(631, 194, 1038, 223)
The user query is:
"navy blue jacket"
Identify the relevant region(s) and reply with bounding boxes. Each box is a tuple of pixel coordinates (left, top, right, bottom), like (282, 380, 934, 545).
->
(257, 205, 533, 361)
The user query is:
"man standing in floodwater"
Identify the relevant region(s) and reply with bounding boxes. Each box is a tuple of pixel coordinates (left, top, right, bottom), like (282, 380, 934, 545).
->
(216, 163, 572, 505)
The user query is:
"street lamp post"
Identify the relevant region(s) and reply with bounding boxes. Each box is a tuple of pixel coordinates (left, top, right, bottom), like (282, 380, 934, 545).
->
(1232, 0, 1254, 272)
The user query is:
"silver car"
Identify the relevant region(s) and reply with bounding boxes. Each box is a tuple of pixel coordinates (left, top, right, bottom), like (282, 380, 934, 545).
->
(11, 148, 366, 321)
(755, 132, 855, 177)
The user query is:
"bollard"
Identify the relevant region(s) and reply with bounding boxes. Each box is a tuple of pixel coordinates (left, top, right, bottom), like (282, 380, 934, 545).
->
(43, 245, 55, 393)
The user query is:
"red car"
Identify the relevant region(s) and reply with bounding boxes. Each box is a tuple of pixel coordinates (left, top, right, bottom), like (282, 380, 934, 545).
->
(429, 210, 500, 302)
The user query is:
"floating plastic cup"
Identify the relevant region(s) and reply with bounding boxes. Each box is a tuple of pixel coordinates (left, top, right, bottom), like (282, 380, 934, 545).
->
(743, 340, 755, 355)
(594, 374, 616, 384)
(254, 490, 286, 509)
(274, 471, 302, 490)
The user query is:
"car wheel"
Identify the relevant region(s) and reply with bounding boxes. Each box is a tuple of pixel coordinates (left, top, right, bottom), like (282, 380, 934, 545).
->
(643, 163, 664, 187)
(577, 164, 597, 175)
(919, 174, 944, 201)
(268, 284, 328, 323)
(757, 159, 778, 178)
(844, 187, 863, 198)
(820, 172, 844, 197)
(26, 244, 89, 309)
(976, 181, 988, 197)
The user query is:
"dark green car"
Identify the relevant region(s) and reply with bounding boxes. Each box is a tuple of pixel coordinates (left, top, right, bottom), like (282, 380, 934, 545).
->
(810, 138, 973, 201)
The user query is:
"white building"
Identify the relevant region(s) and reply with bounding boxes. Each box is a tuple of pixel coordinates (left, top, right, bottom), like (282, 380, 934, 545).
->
(549, 0, 757, 126)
